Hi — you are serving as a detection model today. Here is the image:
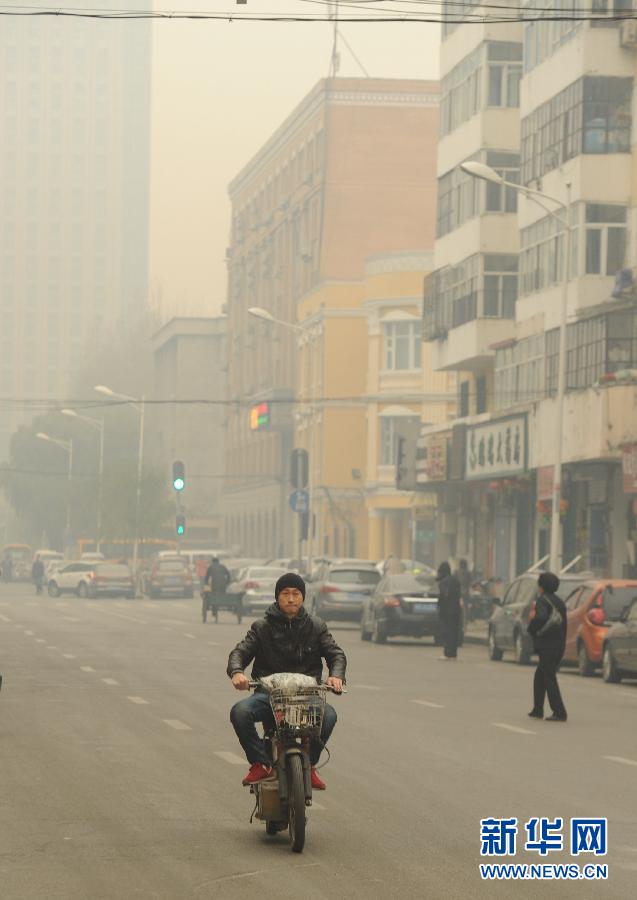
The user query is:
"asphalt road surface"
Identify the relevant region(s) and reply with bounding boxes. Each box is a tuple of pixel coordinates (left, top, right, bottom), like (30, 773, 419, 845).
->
(1, 583, 636, 900)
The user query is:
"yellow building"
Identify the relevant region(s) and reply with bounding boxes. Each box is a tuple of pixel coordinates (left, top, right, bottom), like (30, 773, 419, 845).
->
(296, 252, 455, 563)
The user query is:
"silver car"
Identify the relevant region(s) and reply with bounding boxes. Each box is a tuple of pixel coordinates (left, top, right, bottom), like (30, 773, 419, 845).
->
(307, 563, 381, 622)
(227, 566, 289, 615)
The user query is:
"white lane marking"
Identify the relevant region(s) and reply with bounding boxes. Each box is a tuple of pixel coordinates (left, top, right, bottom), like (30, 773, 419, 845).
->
(412, 699, 444, 709)
(25, 630, 35, 636)
(26, 602, 38, 607)
(61, 616, 81, 623)
(115, 602, 126, 608)
(208, 641, 220, 646)
(35, 638, 46, 643)
(161, 618, 187, 626)
(604, 755, 637, 768)
(214, 751, 246, 765)
(101, 678, 119, 686)
(80, 666, 96, 673)
(492, 723, 536, 735)
(163, 719, 192, 731)
(183, 632, 196, 639)
(162, 627, 173, 632)
(63, 654, 76, 659)
(311, 801, 326, 810)
(47, 646, 58, 650)
(127, 696, 149, 705)
(14, 624, 25, 629)
(0, 613, 11, 622)
(356, 684, 382, 691)
(92, 608, 147, 625)
(55, 602, 69, 607)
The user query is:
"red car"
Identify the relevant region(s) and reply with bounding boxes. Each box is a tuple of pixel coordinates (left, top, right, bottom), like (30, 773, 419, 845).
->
(563, 580, 637, 676)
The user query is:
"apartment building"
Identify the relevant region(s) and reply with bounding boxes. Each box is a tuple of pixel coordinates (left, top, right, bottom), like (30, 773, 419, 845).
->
(224, 78, 440, 558)
(423, 5, 637, 579)
(0, 1, 151, 460)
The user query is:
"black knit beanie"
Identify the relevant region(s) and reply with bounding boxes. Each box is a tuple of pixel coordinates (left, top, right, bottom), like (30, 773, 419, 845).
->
(275, 572, 306, 600)
(538, 572, 560, 594)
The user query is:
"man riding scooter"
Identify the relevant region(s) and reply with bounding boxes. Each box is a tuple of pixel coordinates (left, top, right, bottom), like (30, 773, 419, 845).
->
(227, 572, 346, 790)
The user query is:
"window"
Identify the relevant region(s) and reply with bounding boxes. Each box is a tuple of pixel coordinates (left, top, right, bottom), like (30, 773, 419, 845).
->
(583, 204, 626, 275)
(487, 42, 522, 108)
(495, 334, 545, 410)
(440, 46, 482, 136)
(442, 0, 478, 38)
(383, 321, 422, 370)
(523, 0, 581, 73)
(485, 152, 520, 214)
(459, 381, 470, 418)
(520, 215, 566, 296)
(521, 77, 632, 184)
(476, 376, 487, 414)
(483, 255, 518, 319)
(380, 416, 418, 466)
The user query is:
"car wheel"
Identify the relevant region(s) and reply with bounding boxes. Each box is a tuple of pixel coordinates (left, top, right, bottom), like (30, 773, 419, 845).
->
(602, 644, 621, 683)
(578, 642, 595, 677)
(78, 582, 89, 599)
(514, 631, 531, 666)
(372, 617, 387, 644)
(488, 628, 503, 661)
(48, 582, 60, 598)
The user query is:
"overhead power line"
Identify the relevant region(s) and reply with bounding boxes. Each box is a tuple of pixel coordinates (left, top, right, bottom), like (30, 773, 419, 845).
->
(0, 3, 634, 25)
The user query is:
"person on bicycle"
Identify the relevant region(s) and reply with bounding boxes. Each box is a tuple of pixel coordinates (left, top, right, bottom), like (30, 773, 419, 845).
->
(227, 572, 346, 790)
(204, 557, 230, 594)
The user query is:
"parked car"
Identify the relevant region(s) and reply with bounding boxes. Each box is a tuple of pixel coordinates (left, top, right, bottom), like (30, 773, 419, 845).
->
(307, 562, 381, 622)
(361, 572, 446, 644)
(226, 566, 288, 615)
(376, 558, 436, 577)
(264, 557, 305, 573)
(89, 563, 135, 598)
(602, 598, 637, 683)
(1, 543, 33, 581)
(488, 571, 593, 665)
(80, 552, 106, 563)
(563, 580, 637, 675)
(145, 557, 194, 599)
(48, 562, 98, 598)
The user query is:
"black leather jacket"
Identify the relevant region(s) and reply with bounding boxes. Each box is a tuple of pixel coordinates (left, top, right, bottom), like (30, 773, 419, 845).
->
(227, 603, 347, 682)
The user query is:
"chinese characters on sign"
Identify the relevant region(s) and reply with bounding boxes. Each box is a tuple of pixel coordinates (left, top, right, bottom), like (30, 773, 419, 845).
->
(416, 430, 450, 484)
(466, 416, 527, 481)
(622, 443, 637, 494)
(480, 817, 608, 857)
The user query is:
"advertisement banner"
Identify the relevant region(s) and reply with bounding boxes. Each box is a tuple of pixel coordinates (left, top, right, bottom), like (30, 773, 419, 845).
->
(466, 416, 527, 481)
(622, 443, 637, 494)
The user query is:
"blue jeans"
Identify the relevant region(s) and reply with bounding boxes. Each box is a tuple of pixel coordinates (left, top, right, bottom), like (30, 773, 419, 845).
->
(230, 692, 337, 766)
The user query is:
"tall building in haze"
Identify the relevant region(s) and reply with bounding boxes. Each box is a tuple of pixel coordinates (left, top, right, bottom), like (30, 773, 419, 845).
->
(0, 1, 151, 460)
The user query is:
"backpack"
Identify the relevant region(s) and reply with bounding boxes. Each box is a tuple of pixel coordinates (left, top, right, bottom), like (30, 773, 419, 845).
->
(535, 594, 563, 637)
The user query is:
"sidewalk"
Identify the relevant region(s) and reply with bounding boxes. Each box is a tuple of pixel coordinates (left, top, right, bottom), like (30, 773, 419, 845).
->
(463, 619, 488, 645)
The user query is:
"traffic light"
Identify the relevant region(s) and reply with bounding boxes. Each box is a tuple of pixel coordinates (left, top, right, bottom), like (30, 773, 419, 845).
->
(290, 448, 309, 488)
(176, 514, 186, 536)
(172, 460, 185, 491)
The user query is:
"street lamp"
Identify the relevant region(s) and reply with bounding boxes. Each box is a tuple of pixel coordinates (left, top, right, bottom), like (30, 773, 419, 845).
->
(461, 160, 572, 573)
(62, 409, 105, 553)
(95, 384, 146, 575)
(247, 306, 317, 571)
(37, 432, 73, 554)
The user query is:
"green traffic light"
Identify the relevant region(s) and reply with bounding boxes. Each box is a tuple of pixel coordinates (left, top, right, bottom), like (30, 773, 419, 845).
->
(177, 524, 185, 535)
(173, 477, 185, 491)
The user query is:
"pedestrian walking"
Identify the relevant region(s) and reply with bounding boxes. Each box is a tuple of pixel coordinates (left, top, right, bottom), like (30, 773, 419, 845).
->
(527, 571, 568, 722)
(436, 561, 462, 660)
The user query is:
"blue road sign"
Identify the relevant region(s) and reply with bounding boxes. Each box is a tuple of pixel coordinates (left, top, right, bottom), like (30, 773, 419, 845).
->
(289, 489, 309, 514)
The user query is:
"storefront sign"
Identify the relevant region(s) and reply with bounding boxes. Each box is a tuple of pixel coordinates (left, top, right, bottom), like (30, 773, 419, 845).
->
(417, 430, 451, 484)
(623, 443, 637, 494)
(465, 416, 527, 481)
(537, 466, 554, 502)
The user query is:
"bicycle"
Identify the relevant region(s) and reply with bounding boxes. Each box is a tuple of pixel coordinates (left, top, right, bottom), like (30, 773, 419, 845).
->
(245, 675, 343, 853)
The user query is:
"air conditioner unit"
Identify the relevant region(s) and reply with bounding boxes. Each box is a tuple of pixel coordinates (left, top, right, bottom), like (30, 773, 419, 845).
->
(620, 19, 637, 49)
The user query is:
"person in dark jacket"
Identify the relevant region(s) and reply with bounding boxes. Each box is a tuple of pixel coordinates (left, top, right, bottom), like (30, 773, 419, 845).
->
(227, 572, 346, 789)
(527, 571, 568, 722)
(205, 557, 230, 593)
(436, 561, 462, 659)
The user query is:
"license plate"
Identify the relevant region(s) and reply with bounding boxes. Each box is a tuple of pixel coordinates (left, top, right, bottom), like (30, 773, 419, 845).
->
(412, 602, 436, 614)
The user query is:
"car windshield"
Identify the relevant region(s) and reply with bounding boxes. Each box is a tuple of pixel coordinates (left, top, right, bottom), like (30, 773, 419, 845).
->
(602, 586, 637, 620)
(96, 565, 131, 577)
(388, 574, 436, 594)
(329, 569, 380, 586)
(246, 568, 288, 580)
(158, 560, 187, 572)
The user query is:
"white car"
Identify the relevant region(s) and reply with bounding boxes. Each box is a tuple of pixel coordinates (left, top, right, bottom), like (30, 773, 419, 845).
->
(48, 562, 97, 598)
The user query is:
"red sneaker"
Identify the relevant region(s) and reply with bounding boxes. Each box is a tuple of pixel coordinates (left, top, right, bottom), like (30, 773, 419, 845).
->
(311, 768, 326, 791)
(242, 762, 273, 786)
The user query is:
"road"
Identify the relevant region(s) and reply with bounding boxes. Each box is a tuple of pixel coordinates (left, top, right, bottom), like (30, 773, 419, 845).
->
(1, 583, 636, 900)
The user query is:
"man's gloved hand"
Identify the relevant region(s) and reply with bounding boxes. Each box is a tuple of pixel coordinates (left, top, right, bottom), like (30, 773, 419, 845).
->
(231, 672, 250, 691)
(326, 676, 343, 694)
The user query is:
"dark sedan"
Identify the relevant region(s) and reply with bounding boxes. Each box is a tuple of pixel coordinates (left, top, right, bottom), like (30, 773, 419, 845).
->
(602, 598, 637, 683)
(360, 572, 444, 644)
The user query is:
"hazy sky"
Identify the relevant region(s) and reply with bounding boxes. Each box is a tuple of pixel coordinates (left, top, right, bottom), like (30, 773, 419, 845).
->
(149, 2, 441, 318)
